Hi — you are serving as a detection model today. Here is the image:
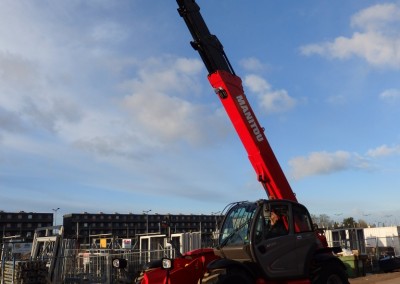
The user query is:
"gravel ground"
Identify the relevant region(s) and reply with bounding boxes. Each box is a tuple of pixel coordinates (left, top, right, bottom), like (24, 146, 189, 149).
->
(349, 271, 400, 284)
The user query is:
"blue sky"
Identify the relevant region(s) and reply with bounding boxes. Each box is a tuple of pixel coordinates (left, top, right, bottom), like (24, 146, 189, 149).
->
(1, 0, 400, 226)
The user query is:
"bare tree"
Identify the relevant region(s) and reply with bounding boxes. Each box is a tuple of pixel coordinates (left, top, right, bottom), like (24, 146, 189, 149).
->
(311, 214, 334, 229)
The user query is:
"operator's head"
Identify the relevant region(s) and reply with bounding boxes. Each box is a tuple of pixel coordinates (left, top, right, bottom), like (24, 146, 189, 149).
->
(270, 210, 280, 225)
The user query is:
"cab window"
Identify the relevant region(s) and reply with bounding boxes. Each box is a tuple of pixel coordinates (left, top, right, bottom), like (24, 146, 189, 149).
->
(292, 205, 313, 233)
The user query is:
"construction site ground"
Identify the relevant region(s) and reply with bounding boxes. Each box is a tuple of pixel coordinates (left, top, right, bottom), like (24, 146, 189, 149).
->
(349, 271, 400, 284)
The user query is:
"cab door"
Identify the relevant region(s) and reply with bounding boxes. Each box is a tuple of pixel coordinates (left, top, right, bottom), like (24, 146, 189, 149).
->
(292, 203, 317, 276)
(250, 201, 316, 279)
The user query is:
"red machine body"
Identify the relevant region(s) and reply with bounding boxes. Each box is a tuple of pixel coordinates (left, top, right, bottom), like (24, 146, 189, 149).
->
(208, 70, 296, 201)
(140, 249, 218, 284)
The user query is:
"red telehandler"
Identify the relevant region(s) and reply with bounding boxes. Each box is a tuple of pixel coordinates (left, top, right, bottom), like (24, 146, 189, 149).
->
(123, 1, 349, 283)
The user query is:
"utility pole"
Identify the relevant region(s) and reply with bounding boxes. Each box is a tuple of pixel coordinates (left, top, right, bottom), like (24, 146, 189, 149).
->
(76, 222, 79, 241)
(143, 209, 152, 234)
(52, 208, 60, 226)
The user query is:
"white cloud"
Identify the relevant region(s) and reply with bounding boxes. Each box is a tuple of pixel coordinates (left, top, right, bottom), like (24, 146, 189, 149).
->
(289, 143, 400, 179)
(90, 21, 128, 44)
(121, 56, 228, 146)
(239, 57, 265, 72)
(0, 0, 232, 163)
(0, 1, 227, 165)
(244, 74, 296, 113)
(350, 3, 400, 31)
(366, 144, 400, 158)
(45, 56, 229, 161)
(327, 94, 347, 105)
(379, 88, 400, 101)
(300, 3, 400, 68)
(124, 92, 205, 144)
(57, 109, 154, 160)
(289, 151, 352, 180)
(0, 52, 84, 135)
(119, 57, 204, 96)
(0, 52, 38, 92)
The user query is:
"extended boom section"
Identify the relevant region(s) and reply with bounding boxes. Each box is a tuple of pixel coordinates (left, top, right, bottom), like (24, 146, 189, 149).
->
(177, 0, 296, 201)
(177, 0, 235, 75)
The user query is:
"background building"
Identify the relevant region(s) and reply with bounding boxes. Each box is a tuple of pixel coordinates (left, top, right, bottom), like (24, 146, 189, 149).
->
(0, 211, 53, 241)
(63, 212, 222, 246)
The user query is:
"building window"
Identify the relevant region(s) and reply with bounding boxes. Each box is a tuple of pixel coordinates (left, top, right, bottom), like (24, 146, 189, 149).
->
(28, 214, 32, 219)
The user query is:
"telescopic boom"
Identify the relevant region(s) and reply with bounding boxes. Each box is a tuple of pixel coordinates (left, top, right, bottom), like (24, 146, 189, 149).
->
(177, 0, 297, 202)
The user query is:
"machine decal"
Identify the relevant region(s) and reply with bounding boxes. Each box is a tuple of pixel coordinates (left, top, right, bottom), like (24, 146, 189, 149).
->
(236, 95, 264, 142)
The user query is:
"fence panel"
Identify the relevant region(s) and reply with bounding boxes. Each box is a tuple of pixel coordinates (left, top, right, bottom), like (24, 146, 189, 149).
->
(59, 248, 176, 284)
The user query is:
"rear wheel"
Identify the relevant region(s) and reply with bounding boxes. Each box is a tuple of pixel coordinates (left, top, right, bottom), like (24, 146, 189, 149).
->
(312, 262, 349, 284)
(216, 269, 253, 284)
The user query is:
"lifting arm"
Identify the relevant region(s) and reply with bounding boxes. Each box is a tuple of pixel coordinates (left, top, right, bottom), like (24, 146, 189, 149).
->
(177, 0, 297, 202)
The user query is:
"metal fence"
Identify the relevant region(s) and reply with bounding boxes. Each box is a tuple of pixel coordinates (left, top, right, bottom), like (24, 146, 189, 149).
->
(0, 248, 176, 284)
(58, 248, 176, 284)
(3, 234, 400, 283)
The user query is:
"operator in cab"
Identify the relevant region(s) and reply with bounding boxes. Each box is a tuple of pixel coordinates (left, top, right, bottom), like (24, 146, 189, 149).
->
(266, 209, 288, 238)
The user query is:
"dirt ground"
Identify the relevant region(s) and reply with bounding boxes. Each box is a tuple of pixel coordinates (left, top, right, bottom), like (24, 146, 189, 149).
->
(349, 271, 400, 284)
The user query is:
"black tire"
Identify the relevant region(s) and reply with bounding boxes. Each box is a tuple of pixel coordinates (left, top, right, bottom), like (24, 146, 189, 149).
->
(216, 270, 253, 284)
(312, 263, 349, 284)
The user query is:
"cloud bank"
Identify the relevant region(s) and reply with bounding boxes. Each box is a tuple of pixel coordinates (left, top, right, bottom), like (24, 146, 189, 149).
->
(300, 3, 400, 69)
(289, 144, 400, 180)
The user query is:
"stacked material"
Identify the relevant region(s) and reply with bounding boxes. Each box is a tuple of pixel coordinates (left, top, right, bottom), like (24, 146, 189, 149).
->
(2, 260, 48, 284)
